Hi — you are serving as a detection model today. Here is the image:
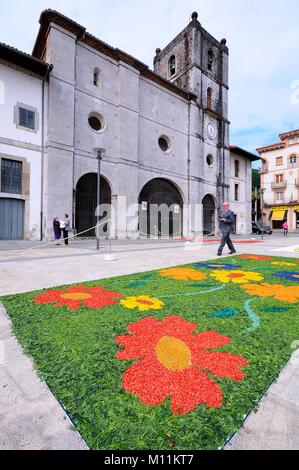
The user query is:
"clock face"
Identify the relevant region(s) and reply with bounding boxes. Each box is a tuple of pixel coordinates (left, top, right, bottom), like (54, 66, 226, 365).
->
(207, 122, 217, 139)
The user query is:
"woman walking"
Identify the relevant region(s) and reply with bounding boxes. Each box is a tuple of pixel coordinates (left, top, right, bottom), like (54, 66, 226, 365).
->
(282, 220, 289, 236)
(53, 216, 61, 245)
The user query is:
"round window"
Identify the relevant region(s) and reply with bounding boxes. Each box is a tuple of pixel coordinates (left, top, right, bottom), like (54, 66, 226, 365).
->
(88, 113, 104, 131)
(159, 136, 170, 152)
(206, 154, 213, 166)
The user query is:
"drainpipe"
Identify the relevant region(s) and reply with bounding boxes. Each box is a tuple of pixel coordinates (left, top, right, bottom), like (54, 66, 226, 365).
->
(187, 96, 191, 237)
(40, 64, 52, 241)
(72, 32, 85, 232)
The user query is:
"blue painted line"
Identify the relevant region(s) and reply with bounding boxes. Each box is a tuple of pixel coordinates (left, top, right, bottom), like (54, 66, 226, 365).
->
(160, 284, 226, 299)
(240, 297, 260, 335)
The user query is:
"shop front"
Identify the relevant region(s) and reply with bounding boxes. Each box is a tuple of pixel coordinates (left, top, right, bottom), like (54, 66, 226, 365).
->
(268, 205, 288, 230)
(267, 205, 299, 232)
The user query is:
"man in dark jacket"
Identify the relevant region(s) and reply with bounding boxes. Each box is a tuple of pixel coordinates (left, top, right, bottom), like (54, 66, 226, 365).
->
(217, 202, 236, 256)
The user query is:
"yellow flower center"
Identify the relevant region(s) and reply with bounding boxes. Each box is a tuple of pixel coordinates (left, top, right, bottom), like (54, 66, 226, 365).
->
(137, 299, 154, 306)
(294, 275, 299, 279)
(61, 293, 92, 300)
(155, 336, 191, 372)
(228, 273, 244, 279)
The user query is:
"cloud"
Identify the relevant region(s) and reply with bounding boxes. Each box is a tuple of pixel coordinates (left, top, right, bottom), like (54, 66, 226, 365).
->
(0, 0, 298, 153)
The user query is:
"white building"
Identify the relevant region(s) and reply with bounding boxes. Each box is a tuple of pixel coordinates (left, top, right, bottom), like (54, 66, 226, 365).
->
(229, 146, 260, 235)
(257, 129, 299, 232)
(0, 42, 51, 240)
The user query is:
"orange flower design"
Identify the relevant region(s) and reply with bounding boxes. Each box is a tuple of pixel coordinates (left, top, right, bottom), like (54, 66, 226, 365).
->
(33, 285, 122, 310)
(241, 284, 299, 304)
(115, 316, 248, 415)
(159, 268, 207, 281)
(238, 255, 273, 261)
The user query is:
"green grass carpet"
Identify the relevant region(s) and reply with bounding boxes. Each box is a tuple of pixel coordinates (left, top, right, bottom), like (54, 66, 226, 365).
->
(2, 254, 299, 450)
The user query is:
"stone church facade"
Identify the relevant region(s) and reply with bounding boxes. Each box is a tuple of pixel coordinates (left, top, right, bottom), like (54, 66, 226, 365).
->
(32, 9, 230, 239)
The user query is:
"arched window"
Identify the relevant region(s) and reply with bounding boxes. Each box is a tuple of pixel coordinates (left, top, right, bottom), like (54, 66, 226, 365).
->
(290, 154, 297, 167)
(168, 55, 176, 77)
(208, 50, 214, 71)
(207, 87, 212, 108)
(93, 68, 100, 87)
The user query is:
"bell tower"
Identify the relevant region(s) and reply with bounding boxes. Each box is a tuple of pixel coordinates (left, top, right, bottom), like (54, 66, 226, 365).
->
(153, 11, 230, 205)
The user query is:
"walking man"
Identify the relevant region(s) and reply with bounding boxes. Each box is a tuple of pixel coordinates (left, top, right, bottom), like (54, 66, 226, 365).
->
(217, 202, 236, 256)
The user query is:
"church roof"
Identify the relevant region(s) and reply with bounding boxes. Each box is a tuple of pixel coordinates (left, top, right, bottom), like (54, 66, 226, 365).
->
(32, 9, 197, 102)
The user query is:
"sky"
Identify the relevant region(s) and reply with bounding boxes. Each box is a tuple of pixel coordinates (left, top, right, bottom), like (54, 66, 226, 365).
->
(1, 0, 299, 164)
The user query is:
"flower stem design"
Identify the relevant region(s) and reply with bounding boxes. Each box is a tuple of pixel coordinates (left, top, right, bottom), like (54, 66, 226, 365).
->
(239, 298, 260, 335)
(160, 284, 225, 299)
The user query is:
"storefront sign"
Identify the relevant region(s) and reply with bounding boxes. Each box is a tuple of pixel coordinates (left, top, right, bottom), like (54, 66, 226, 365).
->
(271, 206, 288, 211)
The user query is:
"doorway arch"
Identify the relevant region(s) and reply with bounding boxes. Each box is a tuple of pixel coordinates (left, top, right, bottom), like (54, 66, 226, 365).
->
(202, 195, 216, 235)
(138, 178, 183, 238)
(75, 173, 111, 237)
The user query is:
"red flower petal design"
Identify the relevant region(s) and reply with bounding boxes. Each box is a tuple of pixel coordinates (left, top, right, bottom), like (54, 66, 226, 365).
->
(115, 316, 248, 415)
(238, 255, 273, 261)
(33, 285, 122, 310)
(192, 351, 248, 381)
(170, 368, 223, 414)
(122, 360, 173, 406)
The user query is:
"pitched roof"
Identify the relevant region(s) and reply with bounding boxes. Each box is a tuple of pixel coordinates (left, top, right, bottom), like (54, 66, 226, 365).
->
(32, 9, 197, 102)
(0, 41, 52, 77)
(256, 142, 286, 154)
(279, 128, 299, 141)
(256, 128, 299, 154)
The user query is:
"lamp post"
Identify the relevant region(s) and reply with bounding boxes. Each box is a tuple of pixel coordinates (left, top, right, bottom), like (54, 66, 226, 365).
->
(96, 150, 102, 250)
(260, 188, 265, 241)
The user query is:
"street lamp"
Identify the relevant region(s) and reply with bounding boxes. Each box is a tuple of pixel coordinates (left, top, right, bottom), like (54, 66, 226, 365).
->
(260, 188, 266, 241)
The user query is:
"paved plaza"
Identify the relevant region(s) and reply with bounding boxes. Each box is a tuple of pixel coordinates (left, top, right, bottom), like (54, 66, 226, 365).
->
(0, 234, 299, 449)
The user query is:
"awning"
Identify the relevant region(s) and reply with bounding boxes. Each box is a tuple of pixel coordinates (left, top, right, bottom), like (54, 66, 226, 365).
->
(272, 210, 287, 221)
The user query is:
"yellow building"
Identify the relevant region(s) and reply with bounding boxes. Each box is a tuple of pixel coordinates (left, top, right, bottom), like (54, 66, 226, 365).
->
(257, 129, 299, 232)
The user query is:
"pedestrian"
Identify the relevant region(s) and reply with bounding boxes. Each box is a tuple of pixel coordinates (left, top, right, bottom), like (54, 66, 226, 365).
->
(217, 202, 237, 256)
(53, 216, 61, 245)
(61, 214, 71, 246)
(282, 220, 288, 236)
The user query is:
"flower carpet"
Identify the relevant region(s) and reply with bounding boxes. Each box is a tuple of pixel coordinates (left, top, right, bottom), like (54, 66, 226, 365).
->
(2, 254, 299, 450)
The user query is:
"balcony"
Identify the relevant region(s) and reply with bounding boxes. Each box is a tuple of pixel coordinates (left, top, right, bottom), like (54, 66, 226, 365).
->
(271, 181, 287, 190)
